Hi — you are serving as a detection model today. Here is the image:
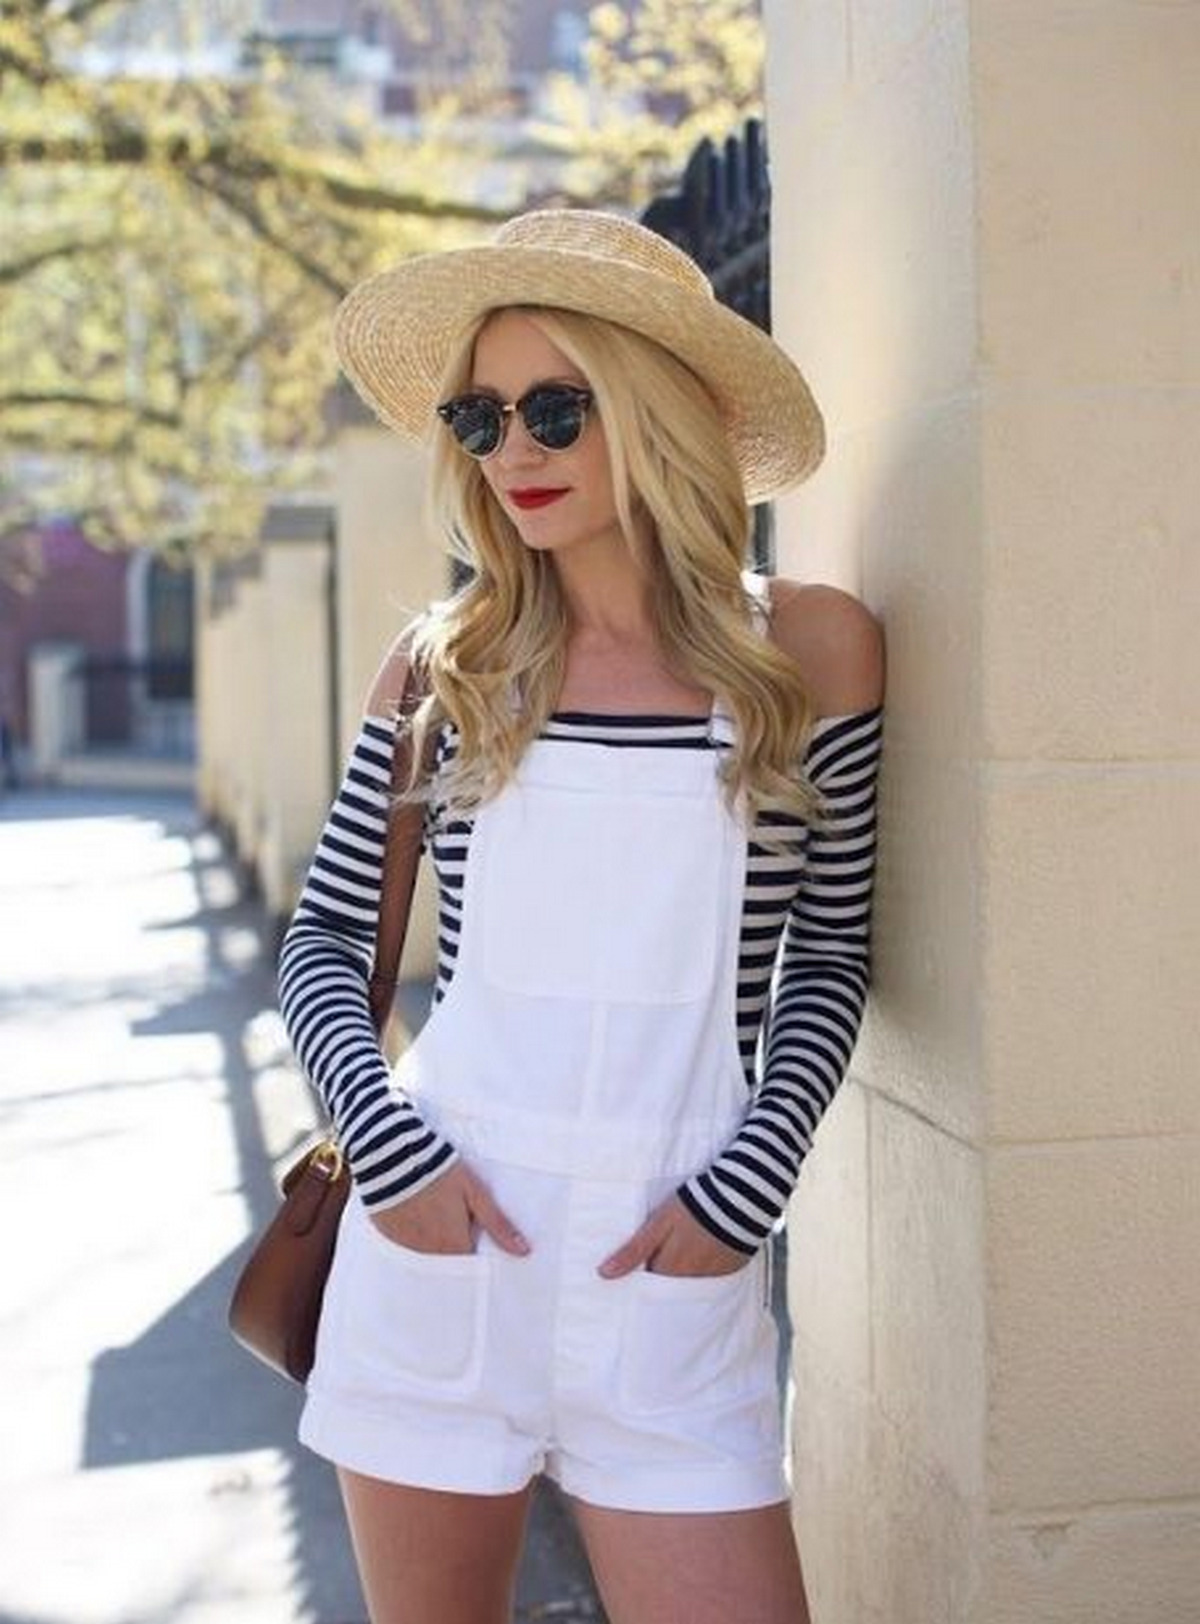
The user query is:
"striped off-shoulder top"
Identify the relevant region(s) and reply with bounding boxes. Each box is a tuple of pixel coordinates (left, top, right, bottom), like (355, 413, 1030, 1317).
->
(277, 675, 883, 1255)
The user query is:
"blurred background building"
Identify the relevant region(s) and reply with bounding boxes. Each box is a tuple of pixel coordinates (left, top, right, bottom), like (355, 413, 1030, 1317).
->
(3, 0, 687, 795)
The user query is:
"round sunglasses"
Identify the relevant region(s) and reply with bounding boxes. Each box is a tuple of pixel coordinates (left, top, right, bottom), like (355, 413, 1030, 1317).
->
(436, 383, 594, 460)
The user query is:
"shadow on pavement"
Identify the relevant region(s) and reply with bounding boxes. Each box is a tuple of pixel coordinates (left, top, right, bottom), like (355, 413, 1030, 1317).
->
(76, 795, 604, 1623)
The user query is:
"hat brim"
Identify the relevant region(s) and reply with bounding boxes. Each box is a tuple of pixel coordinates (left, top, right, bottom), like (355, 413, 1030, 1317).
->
(334, 244, 825, 505)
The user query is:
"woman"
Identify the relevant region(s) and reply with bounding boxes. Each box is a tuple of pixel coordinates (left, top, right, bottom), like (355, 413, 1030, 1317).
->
(278, 209, 884, 1624)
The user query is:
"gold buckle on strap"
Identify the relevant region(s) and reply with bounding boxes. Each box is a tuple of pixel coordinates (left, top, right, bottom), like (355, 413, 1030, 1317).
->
(308, 1140, 344, 1182)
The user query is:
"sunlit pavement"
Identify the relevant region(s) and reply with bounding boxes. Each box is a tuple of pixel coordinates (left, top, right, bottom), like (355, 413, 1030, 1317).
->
(0, 787, 604, 1624)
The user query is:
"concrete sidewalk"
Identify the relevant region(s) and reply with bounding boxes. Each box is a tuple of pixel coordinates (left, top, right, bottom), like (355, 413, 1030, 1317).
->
(0, 787, 604, 1624)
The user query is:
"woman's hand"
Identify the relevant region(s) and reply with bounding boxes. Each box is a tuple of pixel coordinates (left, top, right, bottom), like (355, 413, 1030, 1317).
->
(598, 1195, 750, 1279)
(368, 1162, 530, 1258)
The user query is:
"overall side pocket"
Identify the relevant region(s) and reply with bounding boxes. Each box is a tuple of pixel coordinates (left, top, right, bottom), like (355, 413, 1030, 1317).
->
(336, 1197, 490, 1398)
(618, 1261, 768, 1416)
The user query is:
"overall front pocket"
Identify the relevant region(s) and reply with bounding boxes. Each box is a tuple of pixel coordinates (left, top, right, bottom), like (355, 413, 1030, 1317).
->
(618, 1262, 767, 1416)
(478, 784, 721, 1004)
(339, 1200, 490, 1397)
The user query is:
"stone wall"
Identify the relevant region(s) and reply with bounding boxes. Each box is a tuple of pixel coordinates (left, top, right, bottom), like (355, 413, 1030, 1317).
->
(764, 2, 1200, 1619)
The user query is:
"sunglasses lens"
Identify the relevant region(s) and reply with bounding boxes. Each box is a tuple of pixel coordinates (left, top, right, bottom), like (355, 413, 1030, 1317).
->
(445, 397, 502, 457)
(438, 386, 591, 458)
(523, 387, 587, 451)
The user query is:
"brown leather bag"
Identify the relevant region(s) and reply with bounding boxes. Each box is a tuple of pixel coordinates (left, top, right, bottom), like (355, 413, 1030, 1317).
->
(228, 664, 430, 1384)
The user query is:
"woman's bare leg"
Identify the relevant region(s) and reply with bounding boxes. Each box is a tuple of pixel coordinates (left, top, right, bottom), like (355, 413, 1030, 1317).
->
(569, 1496, 811, 1624)
(338, 1469, 534, 1624)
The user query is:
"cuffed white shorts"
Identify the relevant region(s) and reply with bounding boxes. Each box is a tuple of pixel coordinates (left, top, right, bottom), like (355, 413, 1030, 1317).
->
(299, 1179, 788, 1514)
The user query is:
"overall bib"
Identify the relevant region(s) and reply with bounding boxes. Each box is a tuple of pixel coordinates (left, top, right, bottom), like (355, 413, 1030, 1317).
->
(300, 699, 787, 1512)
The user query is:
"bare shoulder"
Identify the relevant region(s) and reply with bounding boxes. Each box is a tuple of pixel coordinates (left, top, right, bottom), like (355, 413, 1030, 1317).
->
(764, 577, 885, 718)
(364, 615, 425, 720)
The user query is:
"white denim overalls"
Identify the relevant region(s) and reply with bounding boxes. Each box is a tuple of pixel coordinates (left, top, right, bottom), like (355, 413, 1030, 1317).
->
(301, 659, 787, 1512)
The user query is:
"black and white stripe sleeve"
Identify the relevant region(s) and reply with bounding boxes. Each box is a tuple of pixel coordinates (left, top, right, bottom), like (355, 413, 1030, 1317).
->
(276, 715, 460, 1210)
(678, 706, 884, 1253)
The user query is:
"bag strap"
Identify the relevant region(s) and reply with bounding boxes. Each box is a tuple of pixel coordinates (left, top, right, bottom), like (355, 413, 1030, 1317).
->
(367, 657, 434, 1038)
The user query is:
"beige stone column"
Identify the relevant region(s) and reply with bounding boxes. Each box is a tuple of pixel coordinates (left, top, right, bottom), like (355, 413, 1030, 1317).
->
(194, 558, 220, 819)
(332, 386, 453, 981)
(258, 505, 335, 923)
(227, 561, 268, 874)
(196, 555, 264, 847)
(764, 3, 1200, 1621)
(331, 385, 449, 760)
(27, 643, 85, 782)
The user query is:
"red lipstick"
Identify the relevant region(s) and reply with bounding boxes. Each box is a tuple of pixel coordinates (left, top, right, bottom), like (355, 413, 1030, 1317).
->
(509, 488, 569, 510)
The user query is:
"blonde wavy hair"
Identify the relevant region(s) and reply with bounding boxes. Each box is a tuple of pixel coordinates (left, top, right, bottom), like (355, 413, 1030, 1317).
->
(401, 305, 822, 833)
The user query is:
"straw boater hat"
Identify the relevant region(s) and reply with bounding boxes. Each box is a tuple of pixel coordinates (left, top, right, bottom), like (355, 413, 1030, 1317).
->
(334, 209, 825, 505)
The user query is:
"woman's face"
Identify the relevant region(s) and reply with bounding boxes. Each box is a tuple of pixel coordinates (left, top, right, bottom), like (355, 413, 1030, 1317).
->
(467, 310, 622, 559)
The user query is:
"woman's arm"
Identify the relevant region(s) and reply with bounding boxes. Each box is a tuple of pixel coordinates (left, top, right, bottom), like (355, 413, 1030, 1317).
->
(276, 635, 461, 1211)
(679, 583, 886, 1253)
